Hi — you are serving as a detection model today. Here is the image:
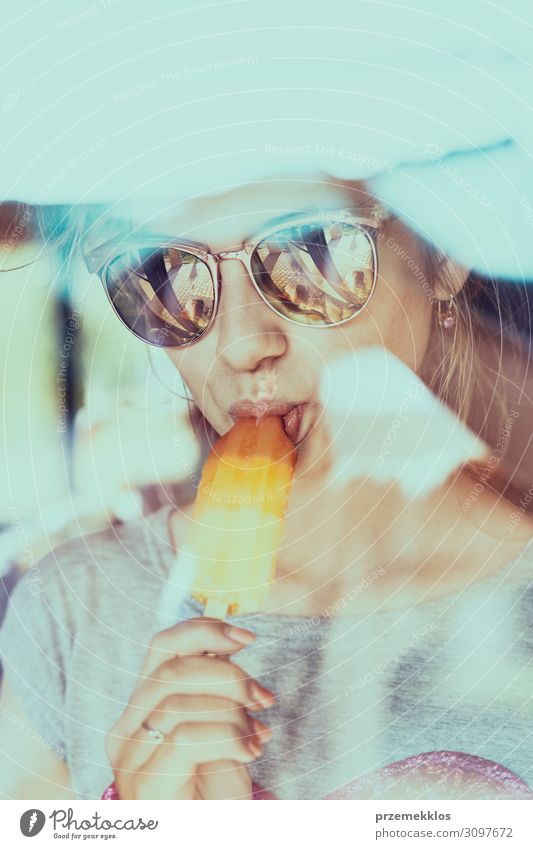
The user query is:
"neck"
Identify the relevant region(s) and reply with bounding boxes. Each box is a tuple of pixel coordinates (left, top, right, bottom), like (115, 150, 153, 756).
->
(276, 467, 530, 610)
(279, 474, 439, 581)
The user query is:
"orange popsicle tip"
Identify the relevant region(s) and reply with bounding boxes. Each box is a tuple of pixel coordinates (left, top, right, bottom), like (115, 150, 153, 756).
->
(185, 416, 297, 616)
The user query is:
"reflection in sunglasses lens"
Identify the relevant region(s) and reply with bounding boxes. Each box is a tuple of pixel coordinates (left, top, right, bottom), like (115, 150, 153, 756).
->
(252, 221, 375, 326)
(106, 248, 215, 346)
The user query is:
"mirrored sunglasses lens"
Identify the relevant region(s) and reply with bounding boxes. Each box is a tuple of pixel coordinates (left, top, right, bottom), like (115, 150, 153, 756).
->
(251, 220, 375, 325)
(105, 247, 215, 346)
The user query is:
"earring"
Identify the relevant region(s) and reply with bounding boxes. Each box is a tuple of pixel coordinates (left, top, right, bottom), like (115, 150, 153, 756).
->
(437, 295, 456, 330)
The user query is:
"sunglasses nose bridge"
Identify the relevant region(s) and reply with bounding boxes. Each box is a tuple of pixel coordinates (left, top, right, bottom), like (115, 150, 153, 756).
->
(211, 250, 276, 325)
(213, 247, 251, 262)
(211, 248, 255, 288)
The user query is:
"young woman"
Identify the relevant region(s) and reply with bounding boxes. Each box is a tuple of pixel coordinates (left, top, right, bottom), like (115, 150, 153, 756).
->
(1, 175, 532, 800)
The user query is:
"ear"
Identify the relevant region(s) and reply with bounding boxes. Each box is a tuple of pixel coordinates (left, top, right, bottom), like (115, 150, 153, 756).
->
(433, 257, 471, 301)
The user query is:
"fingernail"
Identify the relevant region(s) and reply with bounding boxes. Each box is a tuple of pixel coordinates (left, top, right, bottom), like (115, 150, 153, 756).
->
(224, 625, 255, 645)
(250, 682, 275, 705)
(252, 718, 272, 739)
(248, 739, 263, 758)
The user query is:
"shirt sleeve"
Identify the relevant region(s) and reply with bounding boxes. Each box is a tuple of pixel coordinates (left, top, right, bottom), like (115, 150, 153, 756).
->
(0, 550, 75, 762)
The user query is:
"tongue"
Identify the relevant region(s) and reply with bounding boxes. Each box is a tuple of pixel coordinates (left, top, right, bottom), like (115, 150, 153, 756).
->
(282, 406, 302, 443)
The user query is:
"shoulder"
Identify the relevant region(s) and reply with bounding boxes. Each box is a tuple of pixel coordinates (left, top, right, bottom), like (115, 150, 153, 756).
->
(480, 495, 533, 585)
(456, 471, 533, 543)
(52, 506, 173, 579)
(1, 506, 177, 663)
(442, 474, 533, 596)
(11, 506, 176, 620)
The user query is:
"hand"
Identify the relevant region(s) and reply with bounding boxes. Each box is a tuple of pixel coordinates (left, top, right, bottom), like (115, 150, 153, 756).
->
(105, 618, 274, 799)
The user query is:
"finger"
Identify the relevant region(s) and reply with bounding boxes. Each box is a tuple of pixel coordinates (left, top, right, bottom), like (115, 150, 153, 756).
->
(197, 759, 253, 800)
(119, 723, 261, 800)
(116, 696, 270, 773)
(109, 657, 275, 748)
(139, 618, 256, 679)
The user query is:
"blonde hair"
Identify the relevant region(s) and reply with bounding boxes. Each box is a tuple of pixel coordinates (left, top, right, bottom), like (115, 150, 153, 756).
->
(421, 241, 529, 488)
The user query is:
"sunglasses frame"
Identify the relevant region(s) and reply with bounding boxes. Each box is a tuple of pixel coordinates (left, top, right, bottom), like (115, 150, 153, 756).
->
(83, 205, 389, 348)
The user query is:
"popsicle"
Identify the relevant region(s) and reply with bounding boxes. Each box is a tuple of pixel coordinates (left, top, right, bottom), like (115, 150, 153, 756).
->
(184, 415, 297, 617)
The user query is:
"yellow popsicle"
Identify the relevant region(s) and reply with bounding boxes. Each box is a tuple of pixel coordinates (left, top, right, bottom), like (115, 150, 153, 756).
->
(185, 416, 297, 617)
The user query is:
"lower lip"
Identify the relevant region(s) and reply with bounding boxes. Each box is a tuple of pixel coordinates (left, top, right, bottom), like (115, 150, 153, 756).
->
(282, 405, 306, 445)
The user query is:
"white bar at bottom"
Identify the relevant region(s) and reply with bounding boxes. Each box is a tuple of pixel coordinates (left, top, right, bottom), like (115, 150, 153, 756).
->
(2, 799, 532, 848)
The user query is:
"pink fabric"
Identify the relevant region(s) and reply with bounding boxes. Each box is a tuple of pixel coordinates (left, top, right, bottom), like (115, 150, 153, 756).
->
(101, 781, 120, 800)
(102, 752, 532, 800)
(324, 751, 533, 800)
(251, 782, 277, 800)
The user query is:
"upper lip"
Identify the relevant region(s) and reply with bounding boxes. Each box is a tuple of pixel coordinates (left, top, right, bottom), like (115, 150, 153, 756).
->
(229, 400, 305, 420)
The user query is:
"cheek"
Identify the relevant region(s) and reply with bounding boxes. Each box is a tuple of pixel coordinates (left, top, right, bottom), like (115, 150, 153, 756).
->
(166, 347, 207, 398)
(364, 242, 433, 371)
(295, 274, 433, 376)
(166, 340, 228, 433)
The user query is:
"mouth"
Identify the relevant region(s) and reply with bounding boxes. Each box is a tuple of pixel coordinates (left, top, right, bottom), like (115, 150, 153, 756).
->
(281, 405, 305, 445)
(229, 400, 309, 446)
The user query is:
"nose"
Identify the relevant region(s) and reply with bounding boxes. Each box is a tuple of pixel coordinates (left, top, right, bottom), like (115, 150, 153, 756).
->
(214, 257, 287, 372)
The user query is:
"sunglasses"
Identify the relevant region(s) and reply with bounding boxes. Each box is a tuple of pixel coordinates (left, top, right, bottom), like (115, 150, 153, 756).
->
(83, 206, 389, 349)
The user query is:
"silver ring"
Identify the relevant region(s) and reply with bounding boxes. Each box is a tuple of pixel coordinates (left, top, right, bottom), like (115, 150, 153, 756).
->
(142, 720, 166, 744)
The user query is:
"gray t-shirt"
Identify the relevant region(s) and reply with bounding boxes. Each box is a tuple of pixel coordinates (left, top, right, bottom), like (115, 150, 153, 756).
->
(1, 505, 533, 800)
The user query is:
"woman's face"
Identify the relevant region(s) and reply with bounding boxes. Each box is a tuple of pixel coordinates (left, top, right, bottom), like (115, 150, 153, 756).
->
(156, 177, 437, 477)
